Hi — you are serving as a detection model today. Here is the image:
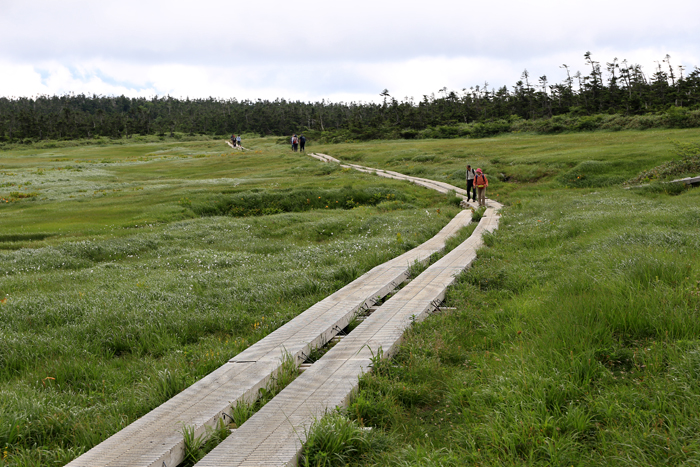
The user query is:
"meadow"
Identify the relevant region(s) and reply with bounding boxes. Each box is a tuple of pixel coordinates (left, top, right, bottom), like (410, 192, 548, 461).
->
(2, 128, 700, 466)
(0, 137, 460, 466)
(300, 129, 700, 466)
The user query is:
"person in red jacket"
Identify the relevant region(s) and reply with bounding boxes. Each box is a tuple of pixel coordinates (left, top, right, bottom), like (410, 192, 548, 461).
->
(474, 168, 488, 207)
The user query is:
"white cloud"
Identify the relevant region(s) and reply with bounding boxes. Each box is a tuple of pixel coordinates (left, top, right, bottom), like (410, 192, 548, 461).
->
(1, 0, 699, 101)
(0, 61, 48, 98)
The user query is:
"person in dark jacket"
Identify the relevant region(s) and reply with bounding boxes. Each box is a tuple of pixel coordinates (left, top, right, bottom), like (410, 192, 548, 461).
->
(299, 135, 306, 152)
(465, 164, 476, 202)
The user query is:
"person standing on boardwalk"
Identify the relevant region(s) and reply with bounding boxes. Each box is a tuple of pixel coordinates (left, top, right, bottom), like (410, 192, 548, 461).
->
(237, 135, 242, 147)
(299, 134, 306, 152)
(465, 164, 476, 202)
(475, 168, 488, 207)
(231, 134, 236, 147)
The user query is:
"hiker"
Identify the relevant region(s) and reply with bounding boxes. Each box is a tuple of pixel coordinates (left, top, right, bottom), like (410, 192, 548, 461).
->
(231, 134, 236, 147)
(291, 134, 298, 152)
(237, 135, 242, 147)
(299, 135, 306, 152)
(474, 168, 488, 207)
(465, 164, 476, 202)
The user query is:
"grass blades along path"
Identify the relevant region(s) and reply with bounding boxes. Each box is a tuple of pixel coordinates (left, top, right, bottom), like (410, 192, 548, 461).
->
(0, 137, 460, 466)
(300, 129, 700, 466)
(2, 130, 700, 466)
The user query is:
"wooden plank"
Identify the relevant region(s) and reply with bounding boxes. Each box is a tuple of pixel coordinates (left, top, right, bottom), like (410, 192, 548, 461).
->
(310, 153, 503, 210)
(66, 206, 473, 467)
(195, 211, 500, 467)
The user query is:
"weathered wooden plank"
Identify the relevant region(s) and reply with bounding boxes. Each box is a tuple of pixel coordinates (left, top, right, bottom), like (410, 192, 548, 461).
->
(66, 206, 473, 467)
(310, 153, 503, 210)
(195, 211, 500, 467)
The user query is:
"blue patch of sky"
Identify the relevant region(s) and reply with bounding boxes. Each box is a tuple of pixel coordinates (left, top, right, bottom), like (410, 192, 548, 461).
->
(92, 68, 156, 93)
(35, 65, 155, 94)
(36, 68, 51, 86)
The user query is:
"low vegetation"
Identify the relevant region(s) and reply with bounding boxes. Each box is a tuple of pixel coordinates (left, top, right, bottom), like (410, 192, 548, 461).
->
(301, 129, 700, 466)
(2, 127, 700, 466)
(0, 137, 458, 466)
(627, 141, 700, 184)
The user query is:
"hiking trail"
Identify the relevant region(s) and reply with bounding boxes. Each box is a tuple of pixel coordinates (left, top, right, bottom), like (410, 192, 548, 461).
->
(66, 153, 502, 467)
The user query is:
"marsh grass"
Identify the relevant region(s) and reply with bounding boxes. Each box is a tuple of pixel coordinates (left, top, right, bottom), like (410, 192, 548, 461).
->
(315, 128, 700, 198)
(3, 130, 700, 466)
(344, 193, 700, 465)
(627, 141, 700, 184)
(0, 137, 459, 466)
(179, 418, 230, 467)
(300, 129, 700, 466)
(177, 354, 300, 467)
(300, 412, 390, 467)
(190, 186, 406, 217)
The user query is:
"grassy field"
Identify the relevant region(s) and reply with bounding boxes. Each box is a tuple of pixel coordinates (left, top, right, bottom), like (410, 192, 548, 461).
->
(295, 129, 700, 466)
(0, 137, 461, 466)
(2, 129, 700, 466)
(316, 128, 700, 192)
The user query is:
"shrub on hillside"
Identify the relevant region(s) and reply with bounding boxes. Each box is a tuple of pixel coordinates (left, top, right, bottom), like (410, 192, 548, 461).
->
(190, 187, 408, 217)
(628, 141, 700, 184)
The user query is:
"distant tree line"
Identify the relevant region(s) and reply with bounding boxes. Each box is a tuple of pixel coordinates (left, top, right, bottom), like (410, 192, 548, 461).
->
(1, 53, 699, 143)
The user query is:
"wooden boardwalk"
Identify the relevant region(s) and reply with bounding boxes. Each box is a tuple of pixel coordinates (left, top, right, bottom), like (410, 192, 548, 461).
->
(309, 153, 503, 210)
(226, 141, 249, 151)
(66, 152, 501, 467)
(66, 211, 474, 467)
(196, 209, 500, 466)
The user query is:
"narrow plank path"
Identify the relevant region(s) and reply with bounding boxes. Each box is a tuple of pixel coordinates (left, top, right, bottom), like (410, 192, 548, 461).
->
(66, 211, 473, 467)
(196, 211, 500, 467)
(226, 141, 250, 151)
(309, 153, 502, 210)
(194, 154, 502, 466)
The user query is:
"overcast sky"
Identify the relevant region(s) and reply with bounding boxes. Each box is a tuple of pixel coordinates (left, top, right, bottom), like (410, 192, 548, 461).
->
(1, 0, 699, 103)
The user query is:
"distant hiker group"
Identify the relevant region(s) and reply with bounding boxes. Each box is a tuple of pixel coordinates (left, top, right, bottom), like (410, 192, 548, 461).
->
(466, 164, 488, 207)
(291, 134, 306, 152)
(230, 134, 242, 147)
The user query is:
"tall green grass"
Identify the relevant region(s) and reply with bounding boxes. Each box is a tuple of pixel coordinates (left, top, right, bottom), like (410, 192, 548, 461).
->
(294, 129, 700, 466)
(0, 137, 459, 466)
(328, 184, 700, 466)
(3, 130, 700, 466)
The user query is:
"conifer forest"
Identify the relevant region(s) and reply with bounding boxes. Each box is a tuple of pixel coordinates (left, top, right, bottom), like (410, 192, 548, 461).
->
(2, 53, 700, 143)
